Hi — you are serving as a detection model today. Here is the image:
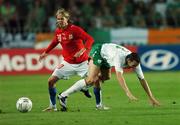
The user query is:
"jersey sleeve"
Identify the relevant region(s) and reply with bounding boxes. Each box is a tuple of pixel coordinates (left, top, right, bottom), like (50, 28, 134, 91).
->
(114, 54, 124, 73)
(72, 26, 94, 51)
(44, 33, 59, 53)
(134, 64, 144, 79)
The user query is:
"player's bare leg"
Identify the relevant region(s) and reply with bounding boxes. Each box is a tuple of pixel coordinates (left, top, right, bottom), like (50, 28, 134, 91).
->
(94, 68, 111, 110)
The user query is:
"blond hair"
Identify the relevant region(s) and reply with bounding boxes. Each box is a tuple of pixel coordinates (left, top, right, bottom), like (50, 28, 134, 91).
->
(56, 8, 70, 19)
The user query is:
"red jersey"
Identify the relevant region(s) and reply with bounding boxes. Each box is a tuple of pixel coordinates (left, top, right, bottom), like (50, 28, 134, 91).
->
(45, 24, 94, 64)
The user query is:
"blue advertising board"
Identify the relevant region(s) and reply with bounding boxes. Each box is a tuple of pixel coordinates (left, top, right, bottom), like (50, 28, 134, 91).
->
(138, 45, 180, 71)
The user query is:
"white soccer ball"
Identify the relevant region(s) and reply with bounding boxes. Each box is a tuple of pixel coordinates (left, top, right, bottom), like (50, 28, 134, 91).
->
(16, 97, 32, 113)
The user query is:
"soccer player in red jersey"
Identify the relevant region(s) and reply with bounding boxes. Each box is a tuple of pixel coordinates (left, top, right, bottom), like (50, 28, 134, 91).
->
(39, 8, 96, 111)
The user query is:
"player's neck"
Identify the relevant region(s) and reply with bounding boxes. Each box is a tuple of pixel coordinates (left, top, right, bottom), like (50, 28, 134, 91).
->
(60, 25, 69, 30)
(60, 26, 67, 30)
(57, 23, 69, 30)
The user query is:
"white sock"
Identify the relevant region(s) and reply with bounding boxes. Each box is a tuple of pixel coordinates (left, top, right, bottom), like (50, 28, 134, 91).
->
(61, 79, 86, 97)
(81, 84, 92, 91)
(49, 98, 56, 108)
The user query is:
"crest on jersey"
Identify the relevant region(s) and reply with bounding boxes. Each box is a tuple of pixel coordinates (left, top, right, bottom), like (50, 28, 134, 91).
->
(69, 34, 73, 40)
(57, 33, 73, 42)
(57, 34, 61, 42)
(97, 59, 102, 64)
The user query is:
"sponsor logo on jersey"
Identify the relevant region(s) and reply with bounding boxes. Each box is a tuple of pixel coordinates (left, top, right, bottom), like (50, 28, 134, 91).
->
(141, 49, 179, 70)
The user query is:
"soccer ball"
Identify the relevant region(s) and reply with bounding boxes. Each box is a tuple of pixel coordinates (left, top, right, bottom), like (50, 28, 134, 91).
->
(16, 97, 32, 113)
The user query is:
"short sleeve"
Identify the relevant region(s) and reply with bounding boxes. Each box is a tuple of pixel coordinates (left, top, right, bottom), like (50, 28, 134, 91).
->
(134, 64, 144, 79)
(114, 54, 123, 73)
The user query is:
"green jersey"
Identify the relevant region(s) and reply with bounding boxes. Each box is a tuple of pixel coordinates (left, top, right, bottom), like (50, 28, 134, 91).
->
(90, 43, 144, 79)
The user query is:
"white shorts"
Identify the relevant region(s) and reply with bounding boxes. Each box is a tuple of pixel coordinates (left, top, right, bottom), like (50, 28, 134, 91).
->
(52, 60, 88, 79)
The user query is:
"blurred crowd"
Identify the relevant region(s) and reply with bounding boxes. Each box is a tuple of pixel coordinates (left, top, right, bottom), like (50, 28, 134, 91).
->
(0, 0, 180, 34)
(0, 0, 179, 48)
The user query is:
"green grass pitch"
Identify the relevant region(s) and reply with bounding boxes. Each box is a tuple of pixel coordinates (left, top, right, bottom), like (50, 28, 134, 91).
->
(0, 71, 180, 125)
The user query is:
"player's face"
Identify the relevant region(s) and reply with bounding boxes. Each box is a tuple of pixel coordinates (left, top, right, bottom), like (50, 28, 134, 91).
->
(56, 14, 68, 28)
(127, 59, 139, 68)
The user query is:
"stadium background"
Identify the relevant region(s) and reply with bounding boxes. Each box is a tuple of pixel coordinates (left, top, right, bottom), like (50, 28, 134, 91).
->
(0, 0, 180, 75)
(0, 0, 180, 125)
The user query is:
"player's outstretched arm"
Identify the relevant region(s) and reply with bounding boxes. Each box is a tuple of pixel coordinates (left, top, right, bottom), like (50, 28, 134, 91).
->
(116, 72, 138, 101)
(138, 78, 160, 106)
(39, 52, 48, 62)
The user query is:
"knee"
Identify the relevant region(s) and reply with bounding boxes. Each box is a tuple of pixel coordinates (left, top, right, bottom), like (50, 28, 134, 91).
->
(48, 78, 56, 88)
(86, 77, 98, 85)
(94, 81, 101, 88)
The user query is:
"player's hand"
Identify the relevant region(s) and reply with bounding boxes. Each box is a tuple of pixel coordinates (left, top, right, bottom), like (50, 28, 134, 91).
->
(74, 48, 86, 58)
(39, 52, 48, 62)
(149, 96, 160, 106)
(126, 92, 138, 101)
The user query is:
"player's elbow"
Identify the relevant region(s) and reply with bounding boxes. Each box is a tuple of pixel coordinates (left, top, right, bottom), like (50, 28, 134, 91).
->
(89, 36, 94, 43)
(86, 77, 98, 85)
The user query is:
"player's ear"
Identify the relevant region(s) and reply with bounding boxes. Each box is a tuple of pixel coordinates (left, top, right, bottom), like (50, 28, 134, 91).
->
(125, 55, 129, 61)
(126, 55, 132, 63)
